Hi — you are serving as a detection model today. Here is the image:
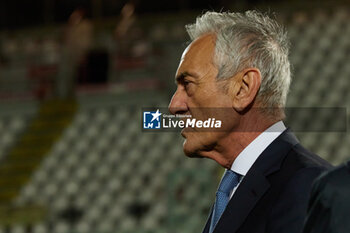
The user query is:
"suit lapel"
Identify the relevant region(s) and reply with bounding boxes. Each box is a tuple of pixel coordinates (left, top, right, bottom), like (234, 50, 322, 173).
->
(214, 169, 270, 233)
(203, 129, 299, 233)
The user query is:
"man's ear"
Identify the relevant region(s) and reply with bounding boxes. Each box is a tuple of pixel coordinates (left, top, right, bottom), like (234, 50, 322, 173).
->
(230, 68, 262, 112)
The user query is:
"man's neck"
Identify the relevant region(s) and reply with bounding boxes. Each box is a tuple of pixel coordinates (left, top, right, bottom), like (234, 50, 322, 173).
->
(201, 114, 278, 169)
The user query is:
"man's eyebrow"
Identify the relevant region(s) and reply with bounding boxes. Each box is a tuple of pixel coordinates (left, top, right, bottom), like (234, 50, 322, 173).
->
(175, 71, 196, 84)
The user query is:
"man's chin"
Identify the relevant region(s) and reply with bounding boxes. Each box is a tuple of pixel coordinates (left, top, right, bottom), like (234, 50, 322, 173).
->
(182, 139, 202, 158)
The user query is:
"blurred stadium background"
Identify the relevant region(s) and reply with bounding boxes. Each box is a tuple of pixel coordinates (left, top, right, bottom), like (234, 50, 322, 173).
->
(0, 0, 349, 232)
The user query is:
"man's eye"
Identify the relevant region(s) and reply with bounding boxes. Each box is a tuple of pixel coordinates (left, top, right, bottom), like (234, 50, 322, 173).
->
(183, 78, 193, 86)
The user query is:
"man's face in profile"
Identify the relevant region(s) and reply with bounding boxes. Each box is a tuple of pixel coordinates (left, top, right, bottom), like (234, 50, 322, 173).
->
(168, 34, 238, 159)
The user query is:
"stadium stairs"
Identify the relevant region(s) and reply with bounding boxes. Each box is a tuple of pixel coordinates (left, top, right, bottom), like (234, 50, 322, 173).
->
(0, 99, 77, 226)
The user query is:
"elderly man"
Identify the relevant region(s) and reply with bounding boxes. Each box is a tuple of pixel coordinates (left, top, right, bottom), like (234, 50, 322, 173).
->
(168, 11, 331, 233)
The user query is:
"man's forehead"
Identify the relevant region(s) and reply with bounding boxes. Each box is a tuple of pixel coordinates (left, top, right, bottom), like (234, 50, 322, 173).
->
(175, 33, 217, 81)
(179, 34, 216, 63)
(176, 46, 189, 76)
(180, 45, 190, 61)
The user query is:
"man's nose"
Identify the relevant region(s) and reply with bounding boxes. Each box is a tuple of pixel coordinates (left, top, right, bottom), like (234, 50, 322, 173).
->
(168, 89, 188, 115)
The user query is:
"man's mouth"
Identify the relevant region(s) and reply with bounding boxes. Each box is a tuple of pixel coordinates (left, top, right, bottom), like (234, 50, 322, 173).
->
(181, 127, 195, 138)
(181, 129, 186, 138)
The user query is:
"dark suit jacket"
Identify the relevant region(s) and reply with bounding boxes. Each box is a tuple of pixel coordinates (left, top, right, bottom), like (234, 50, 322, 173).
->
(202, 129, 332, 233)
(303, 161, 350, 233)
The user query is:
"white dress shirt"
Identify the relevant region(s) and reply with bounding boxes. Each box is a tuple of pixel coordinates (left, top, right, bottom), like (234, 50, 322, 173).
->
(228, 121, 287, 199)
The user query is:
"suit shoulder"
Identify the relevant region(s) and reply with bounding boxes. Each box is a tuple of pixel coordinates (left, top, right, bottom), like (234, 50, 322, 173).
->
(278, 143, 333, 193)
(304, 162, 350, 233)
(314, 162, 350, 188)
(289, 143, 332, 170)
(266, 146, 331, 233)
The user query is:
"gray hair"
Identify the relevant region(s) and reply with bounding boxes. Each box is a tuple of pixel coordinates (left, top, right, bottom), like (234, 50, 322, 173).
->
(185, 11, 291, 117)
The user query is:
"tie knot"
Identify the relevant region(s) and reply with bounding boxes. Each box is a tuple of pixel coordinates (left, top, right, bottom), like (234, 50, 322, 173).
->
(217, 170, 241, 194)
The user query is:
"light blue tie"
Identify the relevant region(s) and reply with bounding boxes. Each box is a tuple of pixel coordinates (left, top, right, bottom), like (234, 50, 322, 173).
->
(209, 170, 241, 233)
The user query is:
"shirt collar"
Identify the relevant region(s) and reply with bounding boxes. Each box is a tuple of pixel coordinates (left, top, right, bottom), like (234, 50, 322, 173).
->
(230, 121, 286, 176)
